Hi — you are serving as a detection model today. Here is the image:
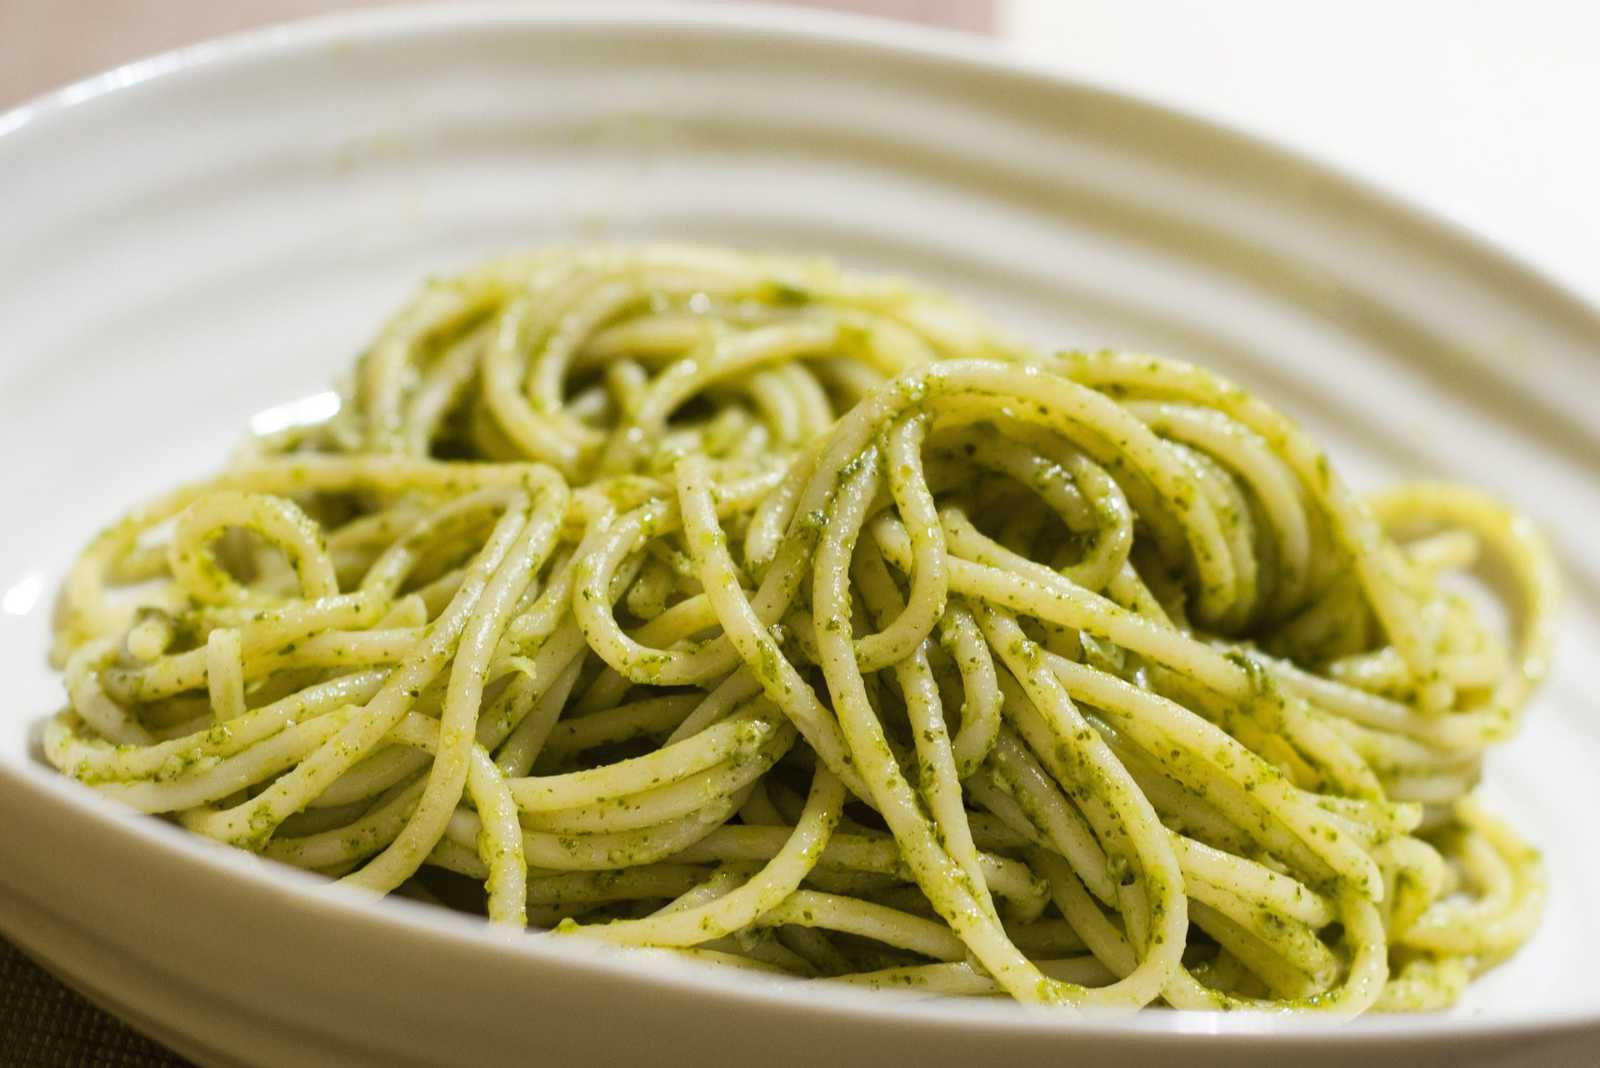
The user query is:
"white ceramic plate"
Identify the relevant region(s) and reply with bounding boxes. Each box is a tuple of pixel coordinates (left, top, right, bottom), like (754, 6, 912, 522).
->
(3, 7, 1599, 1066)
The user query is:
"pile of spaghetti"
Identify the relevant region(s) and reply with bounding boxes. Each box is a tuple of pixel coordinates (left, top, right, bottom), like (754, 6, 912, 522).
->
(45, 246, 1557, 1015)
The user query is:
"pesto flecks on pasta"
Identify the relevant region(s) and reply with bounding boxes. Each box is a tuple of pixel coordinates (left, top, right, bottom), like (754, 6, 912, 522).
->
(44, 245, 1556, 1014)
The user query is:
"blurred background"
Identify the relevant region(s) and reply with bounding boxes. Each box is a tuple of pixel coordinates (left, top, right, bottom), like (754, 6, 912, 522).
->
(3, 1, 1597, 1065)
(4, 0, 1600, 305)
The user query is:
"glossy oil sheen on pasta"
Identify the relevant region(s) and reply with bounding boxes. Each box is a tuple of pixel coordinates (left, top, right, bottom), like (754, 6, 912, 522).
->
(43, 245, 1557, 1015)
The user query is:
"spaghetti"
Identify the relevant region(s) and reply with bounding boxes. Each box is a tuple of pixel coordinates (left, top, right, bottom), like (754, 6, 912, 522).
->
(43, 245, 1557, 1014)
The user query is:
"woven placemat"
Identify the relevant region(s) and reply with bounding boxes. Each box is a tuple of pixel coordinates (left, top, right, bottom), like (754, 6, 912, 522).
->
(0, 936, 191, 1067)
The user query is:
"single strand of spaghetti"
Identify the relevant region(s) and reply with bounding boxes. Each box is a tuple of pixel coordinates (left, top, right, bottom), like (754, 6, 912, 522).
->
(775, 362, 836, 442)
(623, 556, 677, 622)
(618, 589, 722, 651)
(204, 628, 246, 723)
(63, 642, 152, 745)
(308, 745, 431, 809)
(526, 866, 712, 910)
(465, 742, 527, 925)
(745, 367, 804, 446)
(538, 695, 703, 763)
(567, 662, 639, 719)
(166, 491, 339, 606)
(123, 611, 175, 663)
(603, 359, 655, 422)
(651, 864, 753, 916)
(737, 780, 785, 827)
(754, 891, 967, 962)
(743, 444, 818, 573)
(663, 669, 764, 745)
(248, 627, 421, 673)
(832, 956, 1115, 995)
(935, 598, 1002, 777)
(1006, 919, 1089, 957)
(851, 414, 947, 670)
(1103, 559, 1175, 624)
(566, 383, 614, 426)
(652, 948, 792, 975)
(508, 704, 775, 813)
(374, 593, 429, 630)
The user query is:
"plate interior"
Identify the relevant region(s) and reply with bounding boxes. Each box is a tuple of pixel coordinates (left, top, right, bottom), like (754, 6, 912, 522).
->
(2, 8, 1599, 1047)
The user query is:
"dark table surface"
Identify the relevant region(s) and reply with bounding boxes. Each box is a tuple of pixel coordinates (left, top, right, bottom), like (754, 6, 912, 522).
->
(0, 939, 189, 1067)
